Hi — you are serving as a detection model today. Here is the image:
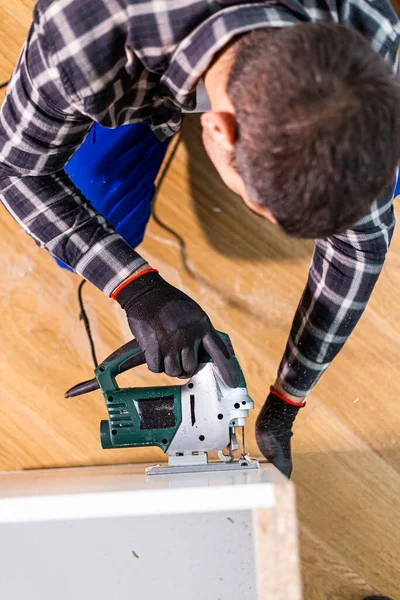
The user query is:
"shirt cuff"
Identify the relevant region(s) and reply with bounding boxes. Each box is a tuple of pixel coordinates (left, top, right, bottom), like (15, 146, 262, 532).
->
(72, 233, 148, 296)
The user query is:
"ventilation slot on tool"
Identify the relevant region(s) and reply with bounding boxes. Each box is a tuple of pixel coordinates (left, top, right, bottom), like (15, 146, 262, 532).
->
(190, 394, 196, 426)
(137, 396, 176, 430)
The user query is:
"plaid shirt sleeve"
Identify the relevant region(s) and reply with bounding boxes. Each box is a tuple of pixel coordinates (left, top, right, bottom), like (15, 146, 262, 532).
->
(0, 24, 147, 296)
(277, 183, 396, 396)
(276, 9, 400, 397)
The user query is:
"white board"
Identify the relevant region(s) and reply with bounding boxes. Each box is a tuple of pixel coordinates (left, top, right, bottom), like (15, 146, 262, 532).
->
(0, 462, 293, 600)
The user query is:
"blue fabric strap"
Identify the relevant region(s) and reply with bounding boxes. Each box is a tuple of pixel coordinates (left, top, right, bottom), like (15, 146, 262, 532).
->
(57, 122, 170, 271)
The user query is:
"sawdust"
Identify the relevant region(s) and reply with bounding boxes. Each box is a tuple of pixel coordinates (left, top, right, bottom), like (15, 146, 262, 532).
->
(146, 231, 181, 249)
(5, 254, 36, 280)
(0, 255, 36, 309)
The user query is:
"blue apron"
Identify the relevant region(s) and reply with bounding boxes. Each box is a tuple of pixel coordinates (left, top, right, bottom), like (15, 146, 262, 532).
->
(57, 122, 170, 270)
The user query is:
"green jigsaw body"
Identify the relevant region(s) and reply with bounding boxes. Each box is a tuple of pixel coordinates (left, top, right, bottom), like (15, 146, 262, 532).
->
(94, 342, 182, 451)
(65, 332, 253, 469)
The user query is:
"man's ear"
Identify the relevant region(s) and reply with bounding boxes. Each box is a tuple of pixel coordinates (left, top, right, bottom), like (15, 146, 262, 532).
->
(201, 112, 237, 147)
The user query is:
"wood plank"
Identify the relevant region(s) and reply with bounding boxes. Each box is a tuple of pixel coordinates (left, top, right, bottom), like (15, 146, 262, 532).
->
(0, 0, 35, 29)
(253, 483, 302, 600)
(299, 526, 379, 600)
(292, 403, 400, 597)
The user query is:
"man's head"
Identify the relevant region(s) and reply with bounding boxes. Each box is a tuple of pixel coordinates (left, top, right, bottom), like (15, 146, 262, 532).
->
(201, 23, 400, 238)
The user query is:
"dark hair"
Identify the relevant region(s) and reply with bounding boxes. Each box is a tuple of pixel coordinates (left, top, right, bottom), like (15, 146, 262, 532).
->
(228, 23, 400, 238)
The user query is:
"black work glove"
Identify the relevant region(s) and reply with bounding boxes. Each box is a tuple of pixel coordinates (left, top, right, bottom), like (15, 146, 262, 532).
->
(116, 271, 240, 387)
(255, 387, 305, 478)
(362, 597, 394, 600)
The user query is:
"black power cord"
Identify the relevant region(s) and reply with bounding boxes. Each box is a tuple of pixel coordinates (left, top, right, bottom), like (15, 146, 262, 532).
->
(77, 280, 99, 368)
(77, 132, 183, 368)
(150, 133, 188, 266)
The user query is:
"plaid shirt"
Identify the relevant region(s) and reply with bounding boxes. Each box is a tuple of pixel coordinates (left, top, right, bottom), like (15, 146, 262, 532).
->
(0, 0, 399, 395)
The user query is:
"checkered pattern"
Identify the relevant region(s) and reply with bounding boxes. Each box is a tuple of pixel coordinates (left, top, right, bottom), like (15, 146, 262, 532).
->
(0, 0, 399, 394)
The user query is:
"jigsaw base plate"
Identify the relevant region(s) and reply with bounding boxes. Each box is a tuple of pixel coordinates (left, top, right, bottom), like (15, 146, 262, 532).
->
(146, 457, 259, 476)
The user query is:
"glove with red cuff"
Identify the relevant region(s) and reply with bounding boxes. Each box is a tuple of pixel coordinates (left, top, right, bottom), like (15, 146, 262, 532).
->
(255, 386, 306, 478)
(114, 269, 240, 388)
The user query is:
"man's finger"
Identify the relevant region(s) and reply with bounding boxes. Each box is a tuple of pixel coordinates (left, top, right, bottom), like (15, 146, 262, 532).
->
(202, 331, 241, 388)
(164, 353, 183, 378)
(181, 340, 200, 376)
(144, 346, 163, 373)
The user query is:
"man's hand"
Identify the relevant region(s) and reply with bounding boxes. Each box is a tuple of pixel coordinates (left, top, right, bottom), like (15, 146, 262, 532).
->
(115, 270, 240, 387)
(255, 387, 305, 478)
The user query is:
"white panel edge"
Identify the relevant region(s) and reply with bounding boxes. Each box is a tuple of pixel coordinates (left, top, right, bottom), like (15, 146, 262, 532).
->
(0, 483, 276, 524)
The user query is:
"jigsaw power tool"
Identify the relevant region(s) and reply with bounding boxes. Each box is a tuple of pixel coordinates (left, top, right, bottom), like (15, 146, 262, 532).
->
(65, 331, 258, 475)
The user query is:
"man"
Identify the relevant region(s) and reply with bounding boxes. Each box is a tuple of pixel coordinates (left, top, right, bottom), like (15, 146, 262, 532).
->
(1, 0, 400, 493)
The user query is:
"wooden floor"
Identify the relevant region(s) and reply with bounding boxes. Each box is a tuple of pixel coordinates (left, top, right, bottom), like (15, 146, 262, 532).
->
(0, 2, 399, 598)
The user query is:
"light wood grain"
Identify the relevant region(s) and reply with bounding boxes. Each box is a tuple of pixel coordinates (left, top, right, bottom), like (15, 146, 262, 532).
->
(292, 402, 400, 595)
(299, 526, 379, 600)
(1, 2, 400, 598)
(253, 483, 302, 600)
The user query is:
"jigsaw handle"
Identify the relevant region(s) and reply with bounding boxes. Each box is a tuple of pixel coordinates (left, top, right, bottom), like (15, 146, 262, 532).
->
(65, 332, 236, 398)
(102, 339, 146, 372)
(65, 378, 99, 397)
(65, 339, 146, 398)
